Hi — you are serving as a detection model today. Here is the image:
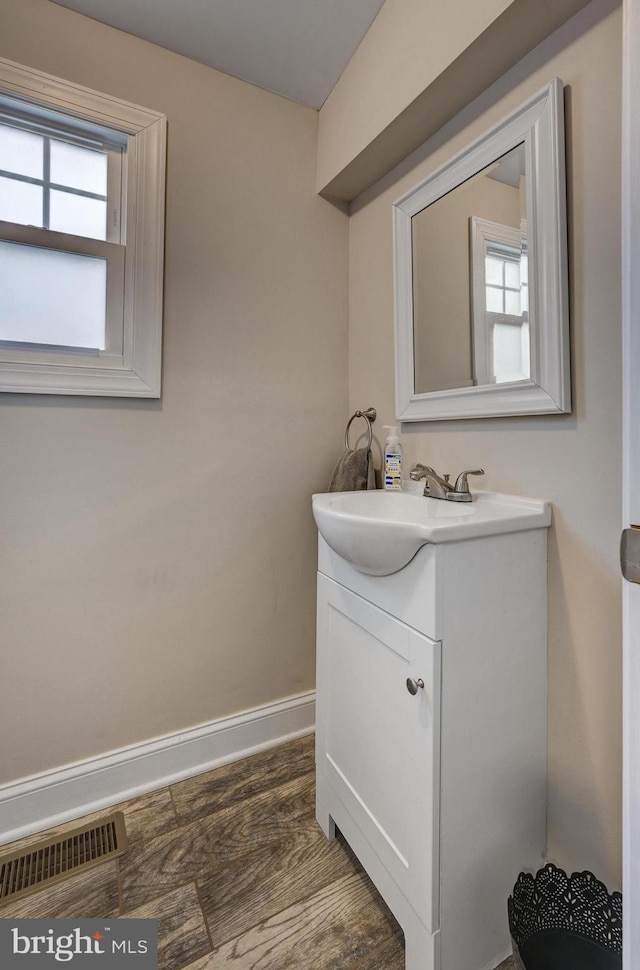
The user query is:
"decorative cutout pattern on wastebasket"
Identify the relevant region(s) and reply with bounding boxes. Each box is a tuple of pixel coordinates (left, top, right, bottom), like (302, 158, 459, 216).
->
(508, 863, 622, 954)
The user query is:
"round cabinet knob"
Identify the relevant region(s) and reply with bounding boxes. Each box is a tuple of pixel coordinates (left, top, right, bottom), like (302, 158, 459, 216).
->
(406, 677, 425, 695)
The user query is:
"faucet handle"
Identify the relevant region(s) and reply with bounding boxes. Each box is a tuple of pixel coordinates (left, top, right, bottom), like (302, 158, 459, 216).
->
(454, 468, 484, 493)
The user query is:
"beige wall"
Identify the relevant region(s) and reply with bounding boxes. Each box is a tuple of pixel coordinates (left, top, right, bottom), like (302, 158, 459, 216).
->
(0, 0, 348, 782)
(349, 0, 622, 887)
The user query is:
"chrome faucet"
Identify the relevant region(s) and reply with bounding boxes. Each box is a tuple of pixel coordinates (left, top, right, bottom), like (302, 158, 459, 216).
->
(409, 464, 484, 502)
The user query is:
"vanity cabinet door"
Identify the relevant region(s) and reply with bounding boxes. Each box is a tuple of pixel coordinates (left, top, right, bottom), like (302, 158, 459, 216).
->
(316, 574, 441, 931)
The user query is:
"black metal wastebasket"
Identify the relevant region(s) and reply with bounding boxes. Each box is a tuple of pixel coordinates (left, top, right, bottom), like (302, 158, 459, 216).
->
(508, 863, 622, 970)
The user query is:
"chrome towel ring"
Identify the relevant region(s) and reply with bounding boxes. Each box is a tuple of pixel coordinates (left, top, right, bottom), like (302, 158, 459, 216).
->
(345, 407, 377, 451)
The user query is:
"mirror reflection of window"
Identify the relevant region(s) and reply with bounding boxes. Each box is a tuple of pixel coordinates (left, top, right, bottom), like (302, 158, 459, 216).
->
(469, 210, 530, 385)
(483, 240, 530, 384)
(485, 249, 521, 315)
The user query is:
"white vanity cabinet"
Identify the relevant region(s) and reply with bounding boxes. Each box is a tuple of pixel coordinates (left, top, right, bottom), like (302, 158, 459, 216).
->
(314, 514, 549, 970)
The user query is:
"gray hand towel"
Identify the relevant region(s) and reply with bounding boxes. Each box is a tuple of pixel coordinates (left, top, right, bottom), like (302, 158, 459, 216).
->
(328, 447, 376, 492)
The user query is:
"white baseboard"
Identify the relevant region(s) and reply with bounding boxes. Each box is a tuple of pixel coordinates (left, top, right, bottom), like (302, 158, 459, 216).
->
(0, 690, 315, 847)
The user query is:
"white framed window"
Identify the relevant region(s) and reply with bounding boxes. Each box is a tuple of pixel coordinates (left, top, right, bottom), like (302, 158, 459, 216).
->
(0, 57, 166, 396)
(470, 216, 530, 386)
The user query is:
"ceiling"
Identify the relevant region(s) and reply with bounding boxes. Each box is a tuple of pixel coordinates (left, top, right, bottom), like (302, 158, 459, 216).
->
(50, 0, 386, 109)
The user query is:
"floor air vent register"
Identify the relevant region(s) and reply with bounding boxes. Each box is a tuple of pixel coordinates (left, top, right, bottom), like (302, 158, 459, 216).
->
(0, 811, 128, 907)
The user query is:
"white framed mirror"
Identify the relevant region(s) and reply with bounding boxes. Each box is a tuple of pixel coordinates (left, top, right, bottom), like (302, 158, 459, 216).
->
(393, 78, 570, 421)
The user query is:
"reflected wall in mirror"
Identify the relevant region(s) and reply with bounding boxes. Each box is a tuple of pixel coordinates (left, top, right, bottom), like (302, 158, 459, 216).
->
(393, 79, 570, 421)
(413, 144, 529, 393)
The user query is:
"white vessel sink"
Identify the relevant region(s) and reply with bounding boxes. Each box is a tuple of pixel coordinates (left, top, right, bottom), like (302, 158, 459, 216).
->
(312, 488, 551, 576)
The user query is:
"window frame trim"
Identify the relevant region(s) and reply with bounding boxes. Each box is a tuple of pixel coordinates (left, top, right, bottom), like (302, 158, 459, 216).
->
(0, 57, 166, 397)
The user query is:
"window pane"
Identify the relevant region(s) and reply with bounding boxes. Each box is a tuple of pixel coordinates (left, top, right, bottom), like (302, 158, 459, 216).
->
(485, 256, 503, 285)
(505, 289, 521, 316)
(493, 322, 526, 383)
(50, 190, 107, 240)
(486, 285, 503, 313)
(0, 240, 106, 349)
(504, 259, 521, 289)
(50, 140, 107, 195)
(0, 175, 43, 226)
(0, 124, 43, 179)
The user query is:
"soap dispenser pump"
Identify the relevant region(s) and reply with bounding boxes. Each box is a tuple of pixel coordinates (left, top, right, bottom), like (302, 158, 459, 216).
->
(383, 425, 403, 491)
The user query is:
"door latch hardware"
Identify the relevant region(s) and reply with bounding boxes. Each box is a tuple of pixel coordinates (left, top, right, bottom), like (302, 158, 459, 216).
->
(621, 526, 640, 583)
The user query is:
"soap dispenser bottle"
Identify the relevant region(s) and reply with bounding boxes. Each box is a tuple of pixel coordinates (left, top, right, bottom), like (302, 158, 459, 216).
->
(383, 425, 403, 491)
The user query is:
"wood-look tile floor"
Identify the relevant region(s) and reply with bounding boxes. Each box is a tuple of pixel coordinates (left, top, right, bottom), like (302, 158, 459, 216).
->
(0, 735, 515, 970)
